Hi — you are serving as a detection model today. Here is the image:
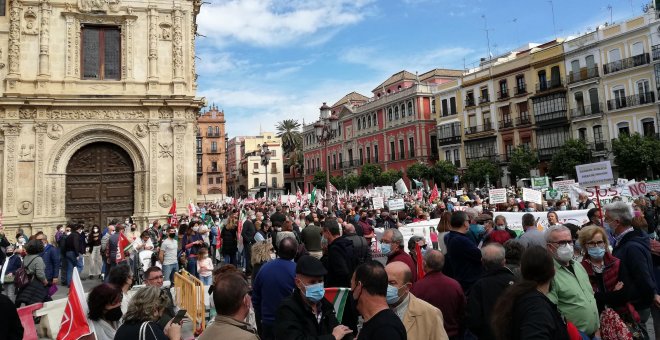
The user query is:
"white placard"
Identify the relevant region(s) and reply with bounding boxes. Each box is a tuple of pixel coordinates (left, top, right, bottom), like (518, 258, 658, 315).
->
(575, 161, 613, 187)
(449, 198, 458, 203)
(372, 197, 384, 210)
(382, 186, 394, 198)
(522, 187, 543, 204)
(488, 188, 507, 204)
(456, 190, 464, 196)
(552, 179, 576, 194)
(387, 198, 405, 211)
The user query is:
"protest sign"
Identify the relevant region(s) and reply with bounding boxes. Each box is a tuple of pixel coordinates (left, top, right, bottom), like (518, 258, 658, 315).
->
(568, 185, 635, 207)
(531, 177, 550, 190)
(456, 189, 464, 196)
(627, 182, 647, 197)
(648, 180, 660, 193)
(372, 197, 384, 210)
(545, 189, 561, 200)
(575, 161, 613, 187)
(552, 179, 576, 195)
(488, 189, 507, 204)
(382, 186, 394, 198)
(387, 198, 404, 211)
(522, 187, 543, 204)
(395, 179, 408, 194)
(499, 209, 590, 231)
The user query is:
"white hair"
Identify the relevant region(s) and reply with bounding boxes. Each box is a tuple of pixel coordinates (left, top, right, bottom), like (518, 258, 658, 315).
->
(545, 225, 570, 243)
(605, 201, 633, 226)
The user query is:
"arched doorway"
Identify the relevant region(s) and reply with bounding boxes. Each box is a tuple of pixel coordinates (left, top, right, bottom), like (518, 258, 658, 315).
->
(65, 142, 134, 226)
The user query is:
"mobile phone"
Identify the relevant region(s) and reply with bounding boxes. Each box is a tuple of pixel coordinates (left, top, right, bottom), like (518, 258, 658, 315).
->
(172, 309, 187, 324)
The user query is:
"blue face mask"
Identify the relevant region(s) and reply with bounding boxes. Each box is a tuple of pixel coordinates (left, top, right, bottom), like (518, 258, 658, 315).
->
(470, 224, 485, 235)
(304, 283, 325, 303)
(381, 243, 392, 255)
(603, 222, 613, 234)
(588, 246, 606, 259)
(386, 284, 400, 305)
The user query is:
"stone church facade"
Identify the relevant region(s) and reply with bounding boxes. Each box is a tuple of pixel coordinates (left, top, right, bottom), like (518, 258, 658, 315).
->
(0, 0, 204, 237)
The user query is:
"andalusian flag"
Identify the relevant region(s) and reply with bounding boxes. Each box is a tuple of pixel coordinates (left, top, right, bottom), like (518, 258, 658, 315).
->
(310, 187, 317, 204)
(324, 287, 350, 323)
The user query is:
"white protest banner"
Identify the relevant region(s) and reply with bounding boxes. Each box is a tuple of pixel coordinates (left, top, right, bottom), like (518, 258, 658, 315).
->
(522, 187, 543, 204)
(387, 198, 405, 211)
(617, 178, 629, 186)
(568, 185, 635, 207)
(545, 189, 561, 200)
(489, 189, 507, 204)
(627, 182, 647, 197)
(456, 189, 464, 196)
(531, 177, 550, 190)
(647, 180, 660, 193)
(552, 179, 576, 195)
(575, 161, 613, 187)
(382, 186, 395, 198)
(453, 205, 469, 212)
(395, 179, 408, 194)
(449, 197, 458, 203)
(280, 195, 296, 204)
(372, 197, 384, 210)
(498, 209, 590, 231)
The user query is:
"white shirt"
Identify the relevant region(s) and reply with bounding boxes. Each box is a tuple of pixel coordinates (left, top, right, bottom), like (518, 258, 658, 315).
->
(161, 238, 178, 265)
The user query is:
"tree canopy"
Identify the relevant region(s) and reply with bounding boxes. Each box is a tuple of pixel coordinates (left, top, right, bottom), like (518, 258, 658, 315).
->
(276, 119, 302, 155)
(463, 159, 500, 187)
(508, 146, 539, 181)
(612, 133, 660, 179)
(548, 139, 591, 179)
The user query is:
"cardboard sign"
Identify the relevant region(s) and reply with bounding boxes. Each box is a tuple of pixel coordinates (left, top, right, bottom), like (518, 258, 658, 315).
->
(454, 175, 460, 184)
(456, 190, 464, 196)
(552, 179, 576, 195)
(628, 182, 647, 197)
(372, 197, 384, 210)
(531, 176, 550, 190)
(575, 161, 613, 187)
(648, 180, 660, 193)
(522, 187, 543, 204)
(489, 188, 507, 204)
(387, 198, 405, 211)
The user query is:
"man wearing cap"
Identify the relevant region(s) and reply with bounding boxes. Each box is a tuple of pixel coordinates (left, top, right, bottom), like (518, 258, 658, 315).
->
(275, 255, 353, 340)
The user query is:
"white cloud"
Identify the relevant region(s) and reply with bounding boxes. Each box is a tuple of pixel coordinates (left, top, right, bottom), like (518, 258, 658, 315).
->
(197, 0, 375, 47)
(340, 45, 475, 73)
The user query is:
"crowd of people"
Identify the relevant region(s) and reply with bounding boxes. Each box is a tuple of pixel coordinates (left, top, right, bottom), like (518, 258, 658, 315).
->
(0, 187, 658, 340)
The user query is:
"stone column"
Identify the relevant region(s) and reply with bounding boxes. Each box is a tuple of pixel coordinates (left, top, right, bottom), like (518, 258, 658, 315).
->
(147, 6, 158, 84)
(34, 123, 47, 217)
(172, 122, 186, 204)
(38, 0, 51, 77)
(148, 122, 159, 210)
(2, 123, 21, 218)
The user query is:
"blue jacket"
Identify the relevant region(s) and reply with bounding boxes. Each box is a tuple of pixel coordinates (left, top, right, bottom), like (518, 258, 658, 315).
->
(41, 244, 61, 282)
(3, 255, 22, 276)
(444, 230, 483, 293)
(613, 228, 657, 310)
(252, 258, 296, 325)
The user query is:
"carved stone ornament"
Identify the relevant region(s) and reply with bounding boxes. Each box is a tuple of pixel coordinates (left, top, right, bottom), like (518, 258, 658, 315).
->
(134, 123, 148, 138)
(47, 123, 63, 139)
(23, 7, 38, 35)
(158, 193, 173, 208)
(48, 108, 146, 120)
(159, 107, 173, 119)
(159, 22, 171, 40)
(77, 0, 120, 13)
(17, 200, 33, 215)
(158, 143, 173, 158)
(19, 144, 35, 161)
(19, 107, 36, 119)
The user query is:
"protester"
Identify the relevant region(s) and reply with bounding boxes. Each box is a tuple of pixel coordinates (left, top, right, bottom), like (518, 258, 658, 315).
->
(275, 255, 353, 340)
(107, 264, 134, 314)
(545, 225, 600, 337)
(275, 217, 297, 250)
(411, 250, 465, 339)
(385, 261, 449, 339)
(197, 248, 214, 286)
(106, 224, 127, 281)
(466, 243, 515, 340)
(491, 245, 570, 340)
(252, 237, 297, 340)
(407, 236, 427, 272)
(381, 228, 417, 283)
(430, 227, 439, 250)
(437, 212, 452, 254)
(114, 286, 181, 340)
(88, 225, 103, 280)
(482, 215, 513, 245)
(15, 240, 49, 307)
(503, 239, 524, 280)
(582, 208, 603, 229)
(578, 193, 597, 210)
(143, 267, 176, 328)
(36, 232, 60, 295)
(183, 223, 205, 278)
(342, 223, 371, 265)
(322, 218, 356, 288)
(444, 211, 482, 292)
(64, 224, 84, 286)
(160, 225, 179, 284)
(100, 224, 115, 280)
(351, 260, 406, 340)
(87, 283, 123, 340)
(1, 244, 21, 301)
(547, 211, 560, 227)
(241, 212, 257, 276)
(518, 213, 546, 248)
(300, 214, 323, 259)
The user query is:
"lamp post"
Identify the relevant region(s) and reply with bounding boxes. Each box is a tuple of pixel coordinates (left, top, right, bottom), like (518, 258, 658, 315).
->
(314, 102, 339, 213)
(260, 143, 272, 199)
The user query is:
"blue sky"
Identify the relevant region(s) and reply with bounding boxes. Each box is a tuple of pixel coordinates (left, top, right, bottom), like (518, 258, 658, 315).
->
(196, 0, 651, 137)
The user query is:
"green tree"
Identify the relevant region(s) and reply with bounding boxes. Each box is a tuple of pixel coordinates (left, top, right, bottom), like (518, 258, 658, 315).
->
(406, 163, 431, 182)
(287, 149, 304, 191)
(344, 174, 360, 192)
(312, 171, 327, 190)
(463, 159, 500, 187)
(359, 164, 382, 187)
(612, 133, 660, 179)
(431, 160, 458, 188)
(508, 146, 539, 181)
(548, 139, 591, 179)
(275, 119, 302, 155)
(378, 169, 403, 186)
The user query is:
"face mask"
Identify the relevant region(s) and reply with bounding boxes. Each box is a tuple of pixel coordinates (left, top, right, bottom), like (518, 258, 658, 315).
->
(66, 232, 72, 236)
(603, 222, 613, 234)
(131, 227, 136, 231)
(109, 230, 115, 235)
(555, 243, 574, 262)
(381, 243, 392, 255)
(304, 282, 325, 303)
(588, 246, 606, 260)
(93, 228, 99, 232)
(192, 226, 199, 232)
(496, 225, 505, 231)
(651, 196, 657, 201)
(421, 247, 428, 256)
(105, 306, 123, 322)
(470, 224, 486, 235)
(169, 233, 176, 238)
(386, 284, 401, 305)
(560, 206, 567, 211)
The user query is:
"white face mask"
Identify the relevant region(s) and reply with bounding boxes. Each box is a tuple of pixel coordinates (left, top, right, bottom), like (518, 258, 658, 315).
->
(556, 243, 574, 262)
(192, 226, 199, 232)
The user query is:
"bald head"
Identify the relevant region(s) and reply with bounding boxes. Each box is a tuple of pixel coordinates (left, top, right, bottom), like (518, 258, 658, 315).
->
(423, 249, 445, 273)
(344, 223, 355, 234)
(385, 261, 412, 286)
(481, 243, 506, 271)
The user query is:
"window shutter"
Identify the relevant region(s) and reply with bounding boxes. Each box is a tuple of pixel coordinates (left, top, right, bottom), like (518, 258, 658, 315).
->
(104, 28, 121, 80)
(83, 27, 101, 79)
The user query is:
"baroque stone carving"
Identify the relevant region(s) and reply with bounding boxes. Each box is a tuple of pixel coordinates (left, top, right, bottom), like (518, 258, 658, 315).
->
(8, 0, 22, 75)
(47, 123, 63, 139)
(48, 108, 147, 120)
(158, 194, 173, 208)
(77, 0, 119, 13)
(18, 201, 33, 215)
(19, 144, 35, 161)
(19, 107, 36, 119)
(172, 122, 186, 133)
(23, 7, 38, 35)
(158, 143, 173, 158)
(39, 0, 51, 76)
(160, 19, 171, 40)
(134, 123, 148, 138)
(172, 8, 183, 79)
(159, 107, 173, 119)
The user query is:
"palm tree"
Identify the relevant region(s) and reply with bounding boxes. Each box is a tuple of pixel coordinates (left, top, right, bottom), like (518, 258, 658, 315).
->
(276, 119, 302, 155)
(287, 149, 304, 192)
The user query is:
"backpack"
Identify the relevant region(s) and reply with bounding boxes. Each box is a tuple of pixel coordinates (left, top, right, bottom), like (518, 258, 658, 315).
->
(14, 257, 37, 290)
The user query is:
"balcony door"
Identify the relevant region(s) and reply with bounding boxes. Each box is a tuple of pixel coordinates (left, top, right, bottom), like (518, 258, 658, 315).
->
(589, 88, 600, 113)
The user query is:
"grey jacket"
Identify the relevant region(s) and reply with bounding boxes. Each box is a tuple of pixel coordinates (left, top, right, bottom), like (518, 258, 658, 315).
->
(24, 254, 47, 283)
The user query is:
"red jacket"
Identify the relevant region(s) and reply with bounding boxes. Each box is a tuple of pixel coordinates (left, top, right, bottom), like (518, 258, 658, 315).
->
(581, 252, 620, 293)
(387, 248, 417, 283)
(411, 271, 466, 337)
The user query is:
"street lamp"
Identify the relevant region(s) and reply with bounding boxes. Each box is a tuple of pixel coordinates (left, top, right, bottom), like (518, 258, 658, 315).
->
(314, 102, 339, 213)
(260, 143, 272, 199)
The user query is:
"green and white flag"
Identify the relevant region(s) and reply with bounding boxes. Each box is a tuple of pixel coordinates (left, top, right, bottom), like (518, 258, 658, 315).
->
(324, 287, 350, 323)
(310, 187, 317, 204)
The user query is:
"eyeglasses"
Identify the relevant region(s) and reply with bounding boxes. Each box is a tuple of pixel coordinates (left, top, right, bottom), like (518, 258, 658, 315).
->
(549, 240, 573, 246)
(585, 241, 606, 248)
(148, 275, 164, 280)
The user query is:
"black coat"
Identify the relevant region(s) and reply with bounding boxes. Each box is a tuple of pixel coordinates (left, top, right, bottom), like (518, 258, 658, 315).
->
(275, 288, 351, 340)
(466, 267, 516, 340)
(0, 293, 23, 340)
(241, 219, 256, 245)
(220, 228, 238, 256)
(613, 228, 657, 310)
(322, 236, 355, 288)
(511, 290, 569, 340)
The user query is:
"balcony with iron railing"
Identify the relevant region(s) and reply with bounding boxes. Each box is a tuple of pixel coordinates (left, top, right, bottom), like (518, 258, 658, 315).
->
(587, 140, 608, 153)
(197, 166, 203, 173)
(515, 113, 532, 126)
(438, 133, 462, 145)
(653, 44, 660, 61)
(478, 95, 490, 104)
(207, 148, 222, 154)
(571, 103, 603, 119)
(196, 147, 202, 154)
(514, 84, 527, 96)
(499, 118, 514, 130)
(464, 122, 494, 136)
(207, 166, 221, 173)
(606, 92, 655, 111)
(603, 53, 650, 74)
(465, 96, 476, 107)
(465, 153, 500, 163)
(497, 89, 509, 100)
(206, 132, 222, 138)
(538, 146, 562, 160)
(535, 79, 564, 93)
(535, 110, 568, 125)
(567, 66, 599, 84)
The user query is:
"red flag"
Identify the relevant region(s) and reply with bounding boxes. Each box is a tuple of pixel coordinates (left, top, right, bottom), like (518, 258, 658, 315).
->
(415, 243, 425, 280)
(168, 198, 178, 226)
(187, 199, 196, 217)
(416, 190, 423, 201)
(57, 269, 93, 340)
(429, 184, 439, 203)
(115, 232, 131, 263)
